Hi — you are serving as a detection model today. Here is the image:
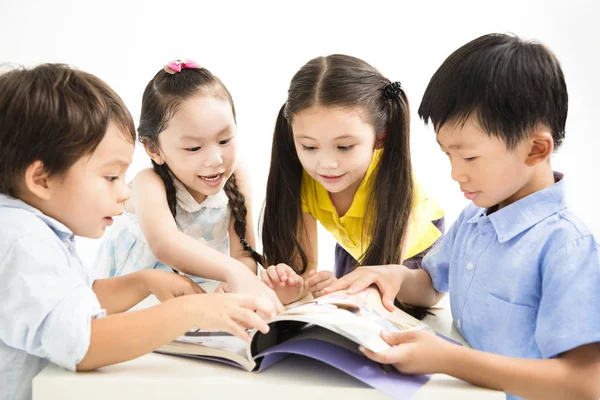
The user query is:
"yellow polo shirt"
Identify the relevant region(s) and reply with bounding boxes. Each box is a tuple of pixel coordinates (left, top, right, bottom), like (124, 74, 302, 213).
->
(301, 150, 444, 261)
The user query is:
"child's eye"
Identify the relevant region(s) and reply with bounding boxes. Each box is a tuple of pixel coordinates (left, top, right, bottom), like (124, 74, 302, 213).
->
(219, 137, 233, 145)
(105, 176, 118, 182)
(338, 145, 355, 152)
(301, 145, 317, 151)
(463, 157, 477, 162)
(185, 146, 201, 152)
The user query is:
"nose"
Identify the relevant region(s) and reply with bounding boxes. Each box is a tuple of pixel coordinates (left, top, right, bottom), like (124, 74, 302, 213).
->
(204, 150, 223, 168)
(118, 182, 130, 204)
(318, 157, 338, 170)
(450, 162, 468, 183)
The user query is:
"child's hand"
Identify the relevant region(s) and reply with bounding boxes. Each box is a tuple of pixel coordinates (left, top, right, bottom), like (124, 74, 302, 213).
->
(229, 271, 285, 313)
(142, 270, 205, 301)
(322, 265, 406, 311)
(360, 330, 452, 375)
(191, 293, 276, 341)
(305, 270, 336, 298)
(260, 264, 306, 305)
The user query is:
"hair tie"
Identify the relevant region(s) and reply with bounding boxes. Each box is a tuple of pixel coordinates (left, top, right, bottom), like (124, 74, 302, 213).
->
(164, 59, 202, 75)
(383, 81, 403, 99)
(240, 237, 255, 253)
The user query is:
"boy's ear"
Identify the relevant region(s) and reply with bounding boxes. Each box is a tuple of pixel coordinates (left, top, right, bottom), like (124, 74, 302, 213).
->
(143, 140, 165, 165)
(525, 130, 554, 167)
(23, 160, 53, 200)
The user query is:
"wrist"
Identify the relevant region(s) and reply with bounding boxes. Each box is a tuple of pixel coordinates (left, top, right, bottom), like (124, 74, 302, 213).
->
(436, 338, 462, 375)
(395, 264, 409, 299)
(174, 294, 201, 328)
(225, 260, 258, 286)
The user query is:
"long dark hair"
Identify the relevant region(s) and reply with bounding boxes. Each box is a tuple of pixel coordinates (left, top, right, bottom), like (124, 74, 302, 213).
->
(138, 64, 262, 265)
(262, 55, 418, 314)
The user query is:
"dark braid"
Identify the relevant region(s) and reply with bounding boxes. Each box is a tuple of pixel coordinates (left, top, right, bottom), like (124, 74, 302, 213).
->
(224, 173, 263, 266)
(150, 160, 180, 274)
(152, 160, 178, 220)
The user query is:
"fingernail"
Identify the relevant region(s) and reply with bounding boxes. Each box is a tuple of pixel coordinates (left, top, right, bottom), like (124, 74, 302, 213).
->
(358, 346, 366, 353)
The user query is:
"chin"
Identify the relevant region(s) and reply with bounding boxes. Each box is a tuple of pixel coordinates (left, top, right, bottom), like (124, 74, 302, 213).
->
(320, 183, 347, 193)
(84, 227, 106, 239)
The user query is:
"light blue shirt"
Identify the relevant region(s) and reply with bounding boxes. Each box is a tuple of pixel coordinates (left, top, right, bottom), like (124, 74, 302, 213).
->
(94, 176, 230, 283)
(0, 194, 105, 400)
(423, 176, 600, 399)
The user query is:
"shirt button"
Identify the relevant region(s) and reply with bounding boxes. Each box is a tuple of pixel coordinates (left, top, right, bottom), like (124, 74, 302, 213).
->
(466, 262, 473, 271)
(456, 319, 461, 329)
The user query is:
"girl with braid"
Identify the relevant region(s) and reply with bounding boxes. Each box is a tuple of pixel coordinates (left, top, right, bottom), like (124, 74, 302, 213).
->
(260, 55, 444, 318)
(96, 60, 283, 311)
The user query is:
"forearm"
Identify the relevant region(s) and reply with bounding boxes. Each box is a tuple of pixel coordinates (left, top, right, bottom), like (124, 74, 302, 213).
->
(92, 271, 151, 314)
(397, 267, 444, 307)
(151, 230, 251, 282)
(77, 295, 196, 371)
(440, 344, 600, 400)
(235, 254, 258, 275)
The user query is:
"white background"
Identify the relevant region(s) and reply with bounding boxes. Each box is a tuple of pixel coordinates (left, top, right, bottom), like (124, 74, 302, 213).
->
(1, 0, 598, 271)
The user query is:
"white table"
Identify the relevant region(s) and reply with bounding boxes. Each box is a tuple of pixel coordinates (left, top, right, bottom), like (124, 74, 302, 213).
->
(33, 296, 504, 400)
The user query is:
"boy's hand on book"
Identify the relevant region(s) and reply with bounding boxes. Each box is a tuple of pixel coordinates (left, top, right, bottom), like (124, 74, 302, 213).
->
(193, 293, 275, 342)
(142, 270, 206, 301)
(359, 330, 452, 375)
(305, 270, 336, 298)
(260, 264, 305, 305)
(322, 265, 406, 311)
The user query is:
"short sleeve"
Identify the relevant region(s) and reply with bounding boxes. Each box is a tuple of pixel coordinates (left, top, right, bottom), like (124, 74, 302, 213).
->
(422, 207, 469, 293)
(300, 171, 313, 214)
(403, 181, 445, 259)
(535, 235, 600, 358)
(0, 234, 105, 371)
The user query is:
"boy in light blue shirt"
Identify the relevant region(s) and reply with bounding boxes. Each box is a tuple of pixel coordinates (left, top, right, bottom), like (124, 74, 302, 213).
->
(325, 33, 600, 399)
(0, 64, 274, 400)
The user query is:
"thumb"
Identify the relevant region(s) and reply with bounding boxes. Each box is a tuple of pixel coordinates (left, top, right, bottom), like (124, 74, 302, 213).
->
(380, 330, 413, 345)
(382, 295, 396, 312)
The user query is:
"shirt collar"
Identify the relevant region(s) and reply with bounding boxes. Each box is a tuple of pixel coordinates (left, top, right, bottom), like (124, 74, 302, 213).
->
(0, 193, 75, 241)
(173, 176, 229, 213)
(467, 172, 566, 243)
(316, 149, 381, 218)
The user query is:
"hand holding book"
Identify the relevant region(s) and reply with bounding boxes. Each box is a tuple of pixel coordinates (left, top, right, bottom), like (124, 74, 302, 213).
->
(323, 265, 406, 311)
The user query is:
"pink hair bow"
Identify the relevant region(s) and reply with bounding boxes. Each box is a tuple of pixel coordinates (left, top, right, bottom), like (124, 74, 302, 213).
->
(164, 59, 202, 74)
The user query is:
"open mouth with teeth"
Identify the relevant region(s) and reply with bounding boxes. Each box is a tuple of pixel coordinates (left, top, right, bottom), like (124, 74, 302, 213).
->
(200, 173, 222, 182)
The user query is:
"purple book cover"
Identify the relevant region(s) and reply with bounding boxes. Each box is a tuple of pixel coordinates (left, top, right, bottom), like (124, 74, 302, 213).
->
(255, 339, 430, 400)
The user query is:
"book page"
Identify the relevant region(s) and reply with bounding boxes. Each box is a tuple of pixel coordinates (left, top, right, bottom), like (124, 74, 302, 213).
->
(157, 329, 255, 370)
(268, 287, 433, 352)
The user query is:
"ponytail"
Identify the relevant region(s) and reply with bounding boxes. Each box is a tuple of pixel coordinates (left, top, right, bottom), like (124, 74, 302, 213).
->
(261, 104, 308, 274)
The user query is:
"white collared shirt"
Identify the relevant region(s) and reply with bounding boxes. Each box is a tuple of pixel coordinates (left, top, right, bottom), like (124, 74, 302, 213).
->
(0, 194, 105, 400)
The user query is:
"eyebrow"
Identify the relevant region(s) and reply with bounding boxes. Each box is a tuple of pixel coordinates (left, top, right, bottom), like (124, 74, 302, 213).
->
(179, 125, 233, 142)
(436, 139, 467, 150)
(296, 134, 357, 141)
(101, 157, 130, 168)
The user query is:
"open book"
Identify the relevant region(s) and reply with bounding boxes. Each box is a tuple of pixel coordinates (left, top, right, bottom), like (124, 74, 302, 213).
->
(156, 287, 441, 399)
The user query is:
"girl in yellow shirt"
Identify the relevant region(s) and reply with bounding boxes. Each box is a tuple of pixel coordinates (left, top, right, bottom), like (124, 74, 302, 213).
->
(260, 55, 444, 318)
